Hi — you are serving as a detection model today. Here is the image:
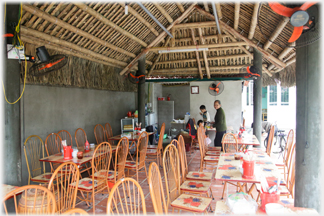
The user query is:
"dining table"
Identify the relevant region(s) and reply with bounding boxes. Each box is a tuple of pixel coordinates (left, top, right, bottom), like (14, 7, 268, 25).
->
(3, 184, 24, 199)
(214, 148, 289, 198)
(214, 199, 319, 215)
(222, 134, 260, 151)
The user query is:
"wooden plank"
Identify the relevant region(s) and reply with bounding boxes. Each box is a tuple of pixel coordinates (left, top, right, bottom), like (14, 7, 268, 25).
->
(153, 3, 173, 23)
(119, 3, 197, 75)
(191, 29, 203, 79)
(263, 17, 290, 50)
(22, 4, 136, 58)
(198, 28, 211, 78)
(74, 3, 147, 47)
(234, 2, 240, 30)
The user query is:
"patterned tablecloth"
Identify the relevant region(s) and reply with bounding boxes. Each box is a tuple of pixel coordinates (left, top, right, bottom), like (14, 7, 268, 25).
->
(214, 200, 319, 215)
(107, 131, 155, 141)
(223, 134, 260, 146)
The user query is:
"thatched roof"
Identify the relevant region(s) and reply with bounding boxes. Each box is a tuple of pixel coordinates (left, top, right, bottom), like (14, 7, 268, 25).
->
(19, 2, 301, 86)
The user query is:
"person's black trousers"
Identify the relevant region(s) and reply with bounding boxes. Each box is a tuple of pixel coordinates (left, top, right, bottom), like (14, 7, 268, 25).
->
(214, 131, 226, 150)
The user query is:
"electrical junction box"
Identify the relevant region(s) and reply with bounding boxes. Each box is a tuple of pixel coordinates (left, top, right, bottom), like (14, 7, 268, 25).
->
(7, 44, 25, 59)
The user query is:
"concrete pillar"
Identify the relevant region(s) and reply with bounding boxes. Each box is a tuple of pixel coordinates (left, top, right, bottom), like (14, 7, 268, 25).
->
(295, 28, 321, 212)
(252, 48, 262, 147)
(3, 4, 22, 186)
(138, 54, 146, 128)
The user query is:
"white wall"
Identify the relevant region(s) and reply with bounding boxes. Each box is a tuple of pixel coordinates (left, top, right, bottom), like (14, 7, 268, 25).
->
(190, 81, 242, 132)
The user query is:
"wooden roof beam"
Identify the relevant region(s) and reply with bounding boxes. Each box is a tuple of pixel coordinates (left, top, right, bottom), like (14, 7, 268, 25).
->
(198, 28, 211, 78)
(150, 42, 247, 52)
(147, 37, 171, 76)
(156, 54, 250, 64)
(234, 2, 240, 31)
(193, 6, 286, 69)
(176, 3, 185, 13)
(204, 2, 210, 12)
(22, 4, 136, 58)
(215, 3, 222, 19)
(248, 2, 260, 40)
(74, 3, 147, 47)
(191, 28, 203, 79)
(119, 3, 198, 75)
(268, 42, 295, 71)
(152, 65, 251, 74)
(174, 34, 228, 43)
(263, 17, 290, 51)
(119, 3, 159, 37)
(153, 3, 173, 23)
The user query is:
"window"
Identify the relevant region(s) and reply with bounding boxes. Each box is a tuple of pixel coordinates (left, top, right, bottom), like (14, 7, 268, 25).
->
(281, 87, 289, 105)
(246, 81, 253, 106)
(269, 85, 277, 106)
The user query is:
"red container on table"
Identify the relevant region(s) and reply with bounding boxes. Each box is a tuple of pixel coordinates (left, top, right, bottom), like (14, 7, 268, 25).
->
(63, 146, 72, 160)
(84, 140, 90, 152)
(260, 190, 280, 211)
(242, 159, 254, 179)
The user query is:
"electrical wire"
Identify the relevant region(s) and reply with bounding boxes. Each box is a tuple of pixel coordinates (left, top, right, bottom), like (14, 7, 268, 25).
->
(2, 2, 27, 105)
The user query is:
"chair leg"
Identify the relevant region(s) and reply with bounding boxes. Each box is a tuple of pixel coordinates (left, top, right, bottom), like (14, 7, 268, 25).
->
(221, 182, 227, 199)
(144, 164, 148, 178)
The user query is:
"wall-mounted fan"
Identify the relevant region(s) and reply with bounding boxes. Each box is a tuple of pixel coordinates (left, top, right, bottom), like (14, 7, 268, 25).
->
(240, 66, 261, 79)
(208, 81, 224, 96)
(29, 46, 68, 76)
(128, 71, 145, 84)
(257, 2, 320, 48)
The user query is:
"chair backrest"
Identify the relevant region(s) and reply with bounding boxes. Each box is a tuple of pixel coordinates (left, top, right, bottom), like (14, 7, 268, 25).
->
(284, 129, 294, 167)
(3, 185, 56, 214)
(163, 143, 181, 206)
(105, 123, 113, 139)
(62, 208, 89, 215)
(287, 143, 296, 198)
(48, 162, 80, 214)
(23, 135, 45, 185)
(91, 142, 112, 192)
(106, 178, 146, 214)
(157, 123, 166, 151)
(221, 133, 238, 153)
(94, 124, 106, 144)
(266, 125, 275, 156)
(135, 131, 149, 167)
(75, 128, 87, 148)
(178, 135, 188, 183)
(57, 130, 73, 147)
(197, 125, 207, 158)
(148, 162, 168, 214)
(113, 137, 129, 183)
(45, 133, 63, 172)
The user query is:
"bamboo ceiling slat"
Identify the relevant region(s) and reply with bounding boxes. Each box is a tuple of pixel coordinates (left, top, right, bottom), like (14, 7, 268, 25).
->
(37, 3, 64, 32)
(43, 4, 73, 34)
(31, 2, 55, 29)
(25, 3, 48, 28)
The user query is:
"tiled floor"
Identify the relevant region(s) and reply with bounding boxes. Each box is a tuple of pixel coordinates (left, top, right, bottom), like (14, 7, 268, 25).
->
(75, 136, 285, 214)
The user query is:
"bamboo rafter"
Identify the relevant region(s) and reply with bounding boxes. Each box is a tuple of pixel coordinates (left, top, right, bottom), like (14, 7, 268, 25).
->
(234, 2, 240, 30)
(191, 28, 203, 79)
(153, 3, 173, 23)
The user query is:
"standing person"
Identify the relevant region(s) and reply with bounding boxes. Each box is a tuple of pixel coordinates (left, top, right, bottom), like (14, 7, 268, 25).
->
(211, 100, 227, 150)
(199, 105, 211, 125)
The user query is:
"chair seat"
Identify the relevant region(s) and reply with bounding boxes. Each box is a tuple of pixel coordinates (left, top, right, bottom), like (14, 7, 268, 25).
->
(125, 160, 138, 168)
(186, 171, 213, 181)
(91, 170, 117, 180)
(71, 177, 101, 191)
(147, 145, 158, 149)
(208, 146, 221, 151)
(146, 149, 158, 155)
(31, 172, 56, 182)
(171, 194, 212, 213)
(204, 156, 219, 161)
(206, 151, 220, 156)
(180, 180, 211, 193)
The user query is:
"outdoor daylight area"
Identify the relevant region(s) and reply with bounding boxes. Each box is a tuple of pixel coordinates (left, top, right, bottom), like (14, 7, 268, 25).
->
(1, 1, 322, 215)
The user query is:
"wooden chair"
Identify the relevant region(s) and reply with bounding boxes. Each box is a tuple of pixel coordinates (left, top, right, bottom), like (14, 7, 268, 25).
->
(24, 135, 54, 184)
(58, 130, 73, 147)
(266, 125, 275, 156)
(75, 142, 112, 213)
(75, 128, 87, 148)
(106, 177, 146, 214)
(45, 132, 63, 172)
(94, 124, 106, 144)
(125, 131, 149, 182)
(148, 162, 168, 214)
(48, 162, 80, 213)
(222, 133, 238, 153)
(147, 122, 165, 149)
(178, 135, 213, 182)
(284, 143, 296, 198)
(2, 185, 56, 214)
(162, 143, 212, 213)
(106, 137, 129, 188)
(146, 123, 165, 167)
(62, 208, 89, 215)
(283, 129, 295, 181)
(105, 123, 113, 139)
(197, 126, 218, 172)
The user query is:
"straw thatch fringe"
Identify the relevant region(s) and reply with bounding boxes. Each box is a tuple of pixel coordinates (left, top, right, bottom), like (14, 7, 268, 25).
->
(20, 44, 137, 92)
(262, 63, 296, 87)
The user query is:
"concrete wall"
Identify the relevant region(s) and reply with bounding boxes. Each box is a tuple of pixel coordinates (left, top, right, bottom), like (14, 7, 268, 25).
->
(20, 84, 136, 185)
(190, 81, 242, 132)
(162, 85, 190, 119)
(152, 83, 162, 127)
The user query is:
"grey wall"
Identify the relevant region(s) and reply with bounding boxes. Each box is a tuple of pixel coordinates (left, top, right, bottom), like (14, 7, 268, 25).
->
(190, 81, 242, 132)
(20, 84, 136, 185)
(162, 85, 190, 119)
(158, 101, 174, 134)
(152, 83, 162, 126)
